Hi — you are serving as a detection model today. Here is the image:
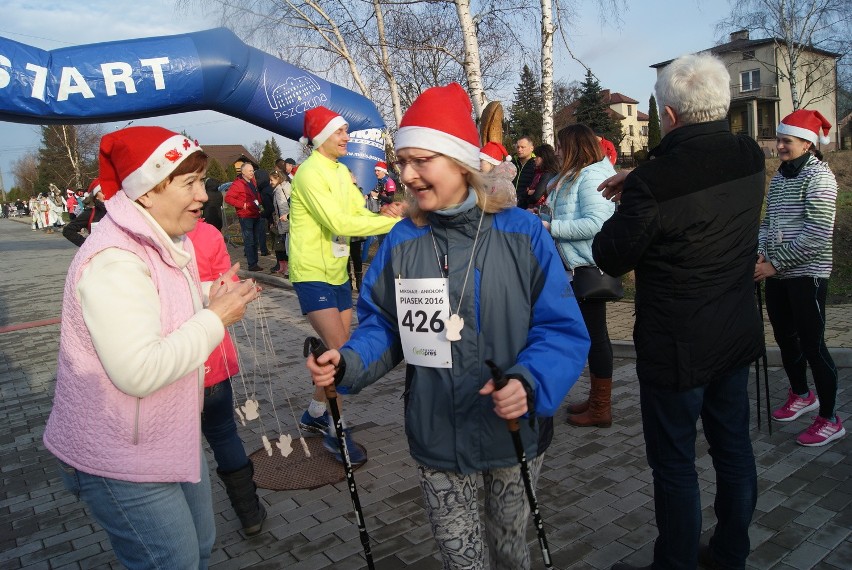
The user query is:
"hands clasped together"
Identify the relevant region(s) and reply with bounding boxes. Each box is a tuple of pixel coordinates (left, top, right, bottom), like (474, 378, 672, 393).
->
(207, 263, 262, 327)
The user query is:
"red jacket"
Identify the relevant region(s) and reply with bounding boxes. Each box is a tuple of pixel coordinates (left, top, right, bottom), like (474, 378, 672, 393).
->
(186, 220, 240, 387)
(224, 176, 261, 218)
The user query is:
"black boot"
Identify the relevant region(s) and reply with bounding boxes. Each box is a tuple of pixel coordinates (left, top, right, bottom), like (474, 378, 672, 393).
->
(217, 462, 267, 536)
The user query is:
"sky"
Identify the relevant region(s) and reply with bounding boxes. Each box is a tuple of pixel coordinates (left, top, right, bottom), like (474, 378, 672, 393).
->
(0, 0, 733, 191)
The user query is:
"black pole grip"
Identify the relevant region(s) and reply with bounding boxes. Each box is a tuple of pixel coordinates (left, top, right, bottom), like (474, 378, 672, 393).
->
(304, 336, 338, 398)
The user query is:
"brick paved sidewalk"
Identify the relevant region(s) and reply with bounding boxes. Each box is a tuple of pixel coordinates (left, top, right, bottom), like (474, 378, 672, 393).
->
(1, 220, 850, 569)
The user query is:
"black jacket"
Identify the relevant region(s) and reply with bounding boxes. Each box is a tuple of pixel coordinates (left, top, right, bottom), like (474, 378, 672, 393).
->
(203, 179, 224, 230)
(592, 120, 765, 391)
(62, 201, 107, 247)
(255, 169, 275, 225)
(513, 157, 537, 209)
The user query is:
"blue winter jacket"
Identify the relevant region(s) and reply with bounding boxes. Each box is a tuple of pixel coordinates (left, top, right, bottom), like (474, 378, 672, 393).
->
(548, 157, 616, 268)
(336, 200, 590, 474)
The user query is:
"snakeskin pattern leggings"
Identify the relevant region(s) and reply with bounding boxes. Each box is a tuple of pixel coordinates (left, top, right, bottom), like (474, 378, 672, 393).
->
(417, 455, 545, 570)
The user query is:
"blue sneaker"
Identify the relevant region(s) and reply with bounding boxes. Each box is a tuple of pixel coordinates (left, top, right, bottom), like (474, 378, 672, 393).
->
(324, 429, 367, 465)
(299, 410, 330, 434)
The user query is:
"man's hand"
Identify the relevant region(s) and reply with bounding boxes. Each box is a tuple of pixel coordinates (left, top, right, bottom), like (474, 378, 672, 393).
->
(380, 202, 406, 218)
(597, 170, 632, 202)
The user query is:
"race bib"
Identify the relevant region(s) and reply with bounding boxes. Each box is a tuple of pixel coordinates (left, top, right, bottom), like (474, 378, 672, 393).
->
(395, 278, 452, 368)
(331, 235, 349, 258)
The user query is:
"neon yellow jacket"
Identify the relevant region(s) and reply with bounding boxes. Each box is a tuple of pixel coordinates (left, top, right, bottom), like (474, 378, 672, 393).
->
(290, 151, 400, 284)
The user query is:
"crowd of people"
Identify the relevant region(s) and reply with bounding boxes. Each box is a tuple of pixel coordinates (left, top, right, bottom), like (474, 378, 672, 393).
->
(23, 49, 841, 570)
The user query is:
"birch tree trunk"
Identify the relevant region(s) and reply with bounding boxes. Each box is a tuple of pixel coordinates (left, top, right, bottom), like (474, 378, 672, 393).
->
(540, 0, 555, 145)
(373, 0, 403, 126)
(58, 125, 83, 190)
(454, 0, 488, 118)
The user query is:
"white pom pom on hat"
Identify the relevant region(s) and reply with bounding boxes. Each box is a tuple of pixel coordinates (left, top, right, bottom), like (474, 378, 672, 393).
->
(777, 109, 832, 145)
(98, 126, 203, 201)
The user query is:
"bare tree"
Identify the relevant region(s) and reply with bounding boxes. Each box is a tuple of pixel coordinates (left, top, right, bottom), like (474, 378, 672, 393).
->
(540, 0, 555, 144)
(717, 0, 851, 109)
(12, 152, 39, 197)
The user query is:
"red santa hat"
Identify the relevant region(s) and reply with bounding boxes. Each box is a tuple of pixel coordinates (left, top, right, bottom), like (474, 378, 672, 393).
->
(776, 109, 832, 145)
(395, 83, 481, 171)
(374, 161, 389, 174)
(98, 126, 203, 200)
(479, 142, 510, 166)
(299, 106, 348, 148)
(88, 178, 102, 196)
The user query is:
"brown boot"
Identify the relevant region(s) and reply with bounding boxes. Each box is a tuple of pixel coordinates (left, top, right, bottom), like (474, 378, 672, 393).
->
(566, 399, 589, 414)
(566, 375, 612, 427)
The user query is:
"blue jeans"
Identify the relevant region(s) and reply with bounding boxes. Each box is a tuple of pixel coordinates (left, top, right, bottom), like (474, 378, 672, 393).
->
(640, 365, 757, 570)
(238, 217, 266, 267)
(57, 454, 215, 569)
(202, 380, 250, 473)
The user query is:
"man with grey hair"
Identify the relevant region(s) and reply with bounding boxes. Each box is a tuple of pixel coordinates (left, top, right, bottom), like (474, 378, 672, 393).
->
(593, 53, 765, 570)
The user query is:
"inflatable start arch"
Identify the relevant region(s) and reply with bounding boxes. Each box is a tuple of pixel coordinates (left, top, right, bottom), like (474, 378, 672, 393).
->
(0, 27, 386, 188)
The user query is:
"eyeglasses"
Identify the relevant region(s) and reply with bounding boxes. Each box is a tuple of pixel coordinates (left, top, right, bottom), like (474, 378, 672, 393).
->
(394, 153, 443, 171)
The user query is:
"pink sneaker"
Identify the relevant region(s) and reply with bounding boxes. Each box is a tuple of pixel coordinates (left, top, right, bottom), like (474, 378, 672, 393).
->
(772, 389, 819, 422)
(797, 415, 846, 447)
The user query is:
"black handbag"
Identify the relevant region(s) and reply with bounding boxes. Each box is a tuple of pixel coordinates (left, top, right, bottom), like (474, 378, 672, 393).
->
(571, 266, 624, 302)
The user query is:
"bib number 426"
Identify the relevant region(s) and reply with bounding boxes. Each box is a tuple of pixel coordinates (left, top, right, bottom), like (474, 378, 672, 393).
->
(401, 310, 445, 333)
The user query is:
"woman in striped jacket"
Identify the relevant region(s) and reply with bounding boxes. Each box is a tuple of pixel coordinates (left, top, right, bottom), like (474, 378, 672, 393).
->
(754, 109, 843, 447)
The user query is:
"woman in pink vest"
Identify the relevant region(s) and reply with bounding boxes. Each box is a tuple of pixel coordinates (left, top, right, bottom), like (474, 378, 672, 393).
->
(43, 126, 259, 569)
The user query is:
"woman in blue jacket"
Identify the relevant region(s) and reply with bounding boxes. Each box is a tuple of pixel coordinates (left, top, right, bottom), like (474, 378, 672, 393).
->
(307, 83, 589, 569)
(545, 124, 617, 427)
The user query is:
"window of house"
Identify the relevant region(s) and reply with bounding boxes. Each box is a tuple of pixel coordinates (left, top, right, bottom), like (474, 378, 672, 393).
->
(743, 50, 755, 60)
(741, 69, 760, 92)
(629, 125, 634, 136)
(627, 105, 633, 116)
(641, 126, 648, 136)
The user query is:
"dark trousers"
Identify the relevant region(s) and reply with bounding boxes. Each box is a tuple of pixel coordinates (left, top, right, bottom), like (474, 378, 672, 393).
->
(764, 276, 838, 418)
(575, 296, 613, 377)
(201, 380, 250, 474)
(238, 217, 266, 267)
(640, 365, 756, 570)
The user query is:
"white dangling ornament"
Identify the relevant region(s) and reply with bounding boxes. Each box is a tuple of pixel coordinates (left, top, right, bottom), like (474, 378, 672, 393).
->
(444, 314, 464, 341)
(276, 434, 293, 457)
(234, 407, 246, 426)
(300, 437, 311, 458)
(262, 435, 273, 456)
(241, 399, 260, 421)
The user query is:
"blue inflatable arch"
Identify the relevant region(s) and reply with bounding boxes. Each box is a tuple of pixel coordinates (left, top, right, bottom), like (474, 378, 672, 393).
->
(0, 27, 386, 188)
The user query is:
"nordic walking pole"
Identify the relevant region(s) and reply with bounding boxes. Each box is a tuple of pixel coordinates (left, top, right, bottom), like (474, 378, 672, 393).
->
(485, 359, 552, 569)
(755, 284, 773, 436)
(304, 337, 375, 570)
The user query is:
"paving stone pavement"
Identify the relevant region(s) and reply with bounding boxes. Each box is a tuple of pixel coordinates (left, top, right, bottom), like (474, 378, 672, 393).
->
(1, 219, 851, 570)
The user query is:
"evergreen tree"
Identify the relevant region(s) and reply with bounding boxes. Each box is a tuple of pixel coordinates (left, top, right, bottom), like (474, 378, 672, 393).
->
(647, 95, 662, 149)
(506, 65, 542, 146)
(259, 139, 278, 171)
(225, 163, 238, 181)
(206, 158, 228, 184)
(573, 70, 621, 147)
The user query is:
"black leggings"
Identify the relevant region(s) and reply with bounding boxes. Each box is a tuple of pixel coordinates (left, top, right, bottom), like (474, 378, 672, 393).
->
(765, 276, 838, 418)
(575, 297, 613, 378)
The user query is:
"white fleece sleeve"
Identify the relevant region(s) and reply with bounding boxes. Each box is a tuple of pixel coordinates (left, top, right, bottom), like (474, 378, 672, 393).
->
(78, 248, 225, 398)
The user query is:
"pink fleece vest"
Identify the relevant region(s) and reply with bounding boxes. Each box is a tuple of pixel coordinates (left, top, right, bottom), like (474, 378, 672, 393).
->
(44, 192, 205, 483)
